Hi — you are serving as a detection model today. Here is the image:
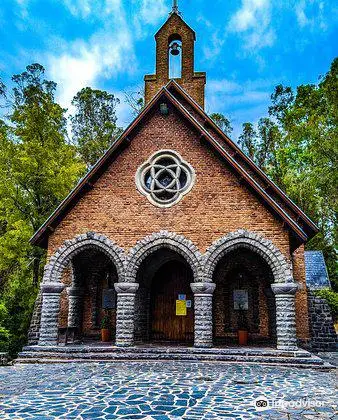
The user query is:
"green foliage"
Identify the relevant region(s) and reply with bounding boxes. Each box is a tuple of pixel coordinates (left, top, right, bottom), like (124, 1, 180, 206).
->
(124, 89, 145, 116)
(238, 57, 338, 289)
(210, 113, 233, 136)
(101, 313, 111, 329)
(0, 64, 85, 355)
(238, 122, 256, 160)
(0, 268, 38, 354)
(316, 289, 338, 320)
(71, 87, 123, 167)
(0, 302, 10, 352)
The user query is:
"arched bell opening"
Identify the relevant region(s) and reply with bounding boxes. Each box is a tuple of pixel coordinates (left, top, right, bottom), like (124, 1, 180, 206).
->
(212, 248, 276, 347)
(58, 248, 118, 343)
(134, 248, 194, 345)
(168, 33, 182, 79)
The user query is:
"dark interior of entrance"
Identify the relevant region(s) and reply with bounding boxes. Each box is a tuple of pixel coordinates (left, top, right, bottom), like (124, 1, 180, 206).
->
(213, 248, 276, 346)
(58, 248, 118, 341)
(135, 249, 194, 344)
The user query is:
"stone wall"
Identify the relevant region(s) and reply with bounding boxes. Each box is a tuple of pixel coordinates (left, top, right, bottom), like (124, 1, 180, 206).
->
(307, 290, 336, 351)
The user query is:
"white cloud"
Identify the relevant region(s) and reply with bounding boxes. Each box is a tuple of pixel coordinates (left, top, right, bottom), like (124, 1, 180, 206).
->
(206, 78, 273, 115)
(294, 0, 328, 31)
(48, 0, 136, 113)
(138, 0, 168, 25)
(61, 0, 92, 18)
(228, 0, 275, 50)
(203, 31, 225, 60)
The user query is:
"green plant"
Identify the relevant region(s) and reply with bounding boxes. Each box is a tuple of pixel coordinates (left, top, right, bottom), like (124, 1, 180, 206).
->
(316, 289, 338, 321)
(101, 313, 111, 330)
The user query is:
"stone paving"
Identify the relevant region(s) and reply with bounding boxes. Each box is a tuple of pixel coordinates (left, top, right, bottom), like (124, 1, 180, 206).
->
(0, 361, 337, 419)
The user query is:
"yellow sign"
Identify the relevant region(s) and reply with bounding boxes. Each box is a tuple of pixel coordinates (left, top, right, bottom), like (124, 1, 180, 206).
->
(176, 300, 187, 316)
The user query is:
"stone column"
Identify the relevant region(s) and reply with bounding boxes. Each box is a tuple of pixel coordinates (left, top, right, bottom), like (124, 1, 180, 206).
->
(67, 287, 84, 328)
(271, 282, 298, 351)
(114, 282, 139, 347)
(38, 283, 65, 346)
(190, 282, 216, 348)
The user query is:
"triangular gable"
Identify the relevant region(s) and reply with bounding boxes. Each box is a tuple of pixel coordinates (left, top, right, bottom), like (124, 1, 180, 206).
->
(166, 80, 318, 240)
(155, 12, 196, 40)
(30, 82, 318, 249)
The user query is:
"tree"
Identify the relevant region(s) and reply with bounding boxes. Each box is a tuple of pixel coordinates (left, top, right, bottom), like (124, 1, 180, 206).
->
(238, 58, 338, 290)
(238, 122, 257, 160)
(124, 88, 144, 116)
(71, 87, 123, 167)
(0, 64, 85, 355)
(210, 113, 233, 136)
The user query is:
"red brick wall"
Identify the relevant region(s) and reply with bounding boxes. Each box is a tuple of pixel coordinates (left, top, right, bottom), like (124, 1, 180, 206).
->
(48, 107, 291, 257)
(144, 13, 206, 108)
(48, 104, 309, 340)
(292, 244, 310, 341)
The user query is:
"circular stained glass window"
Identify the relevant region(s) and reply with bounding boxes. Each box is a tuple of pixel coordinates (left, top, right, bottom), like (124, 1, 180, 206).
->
(136, 150, 195, 207)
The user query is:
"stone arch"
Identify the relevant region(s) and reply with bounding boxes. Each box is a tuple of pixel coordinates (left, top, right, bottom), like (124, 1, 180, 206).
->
(203, 230, 293, 283)
(42, 231, 126, 284)
(125, 231, 203, 283)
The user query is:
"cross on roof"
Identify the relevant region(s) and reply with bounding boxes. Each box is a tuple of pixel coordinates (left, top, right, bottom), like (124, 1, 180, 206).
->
(171, 0, 181, 15)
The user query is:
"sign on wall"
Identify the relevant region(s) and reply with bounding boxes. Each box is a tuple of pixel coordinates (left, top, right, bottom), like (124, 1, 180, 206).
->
(176, 300, 187, 316)
(233, 289, 248, 310)
(102, 289, 116, 309)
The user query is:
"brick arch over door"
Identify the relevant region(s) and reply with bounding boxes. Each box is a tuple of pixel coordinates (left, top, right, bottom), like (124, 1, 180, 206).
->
(42, 232, 126, 285)
(125, 231, 203, 283)
(203, 230, 293, 284)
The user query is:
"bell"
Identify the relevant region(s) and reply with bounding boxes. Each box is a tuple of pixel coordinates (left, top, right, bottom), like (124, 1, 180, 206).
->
(170, 42, 180, 56)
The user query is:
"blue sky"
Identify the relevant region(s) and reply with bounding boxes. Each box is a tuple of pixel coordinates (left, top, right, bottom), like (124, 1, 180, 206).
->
(1, 0, 337, 139)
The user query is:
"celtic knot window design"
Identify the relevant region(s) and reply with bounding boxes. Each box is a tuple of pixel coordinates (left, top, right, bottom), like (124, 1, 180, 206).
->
(136, 150, 195, 207)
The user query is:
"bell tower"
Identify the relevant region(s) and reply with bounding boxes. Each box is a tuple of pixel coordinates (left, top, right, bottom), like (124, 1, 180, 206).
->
(144, 2, 206, 108)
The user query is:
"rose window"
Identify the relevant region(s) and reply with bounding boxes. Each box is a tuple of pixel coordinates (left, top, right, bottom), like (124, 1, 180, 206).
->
(136, 150, 195, 207)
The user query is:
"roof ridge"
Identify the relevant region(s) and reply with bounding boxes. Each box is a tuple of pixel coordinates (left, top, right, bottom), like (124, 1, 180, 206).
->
(167, 81, 318, 233)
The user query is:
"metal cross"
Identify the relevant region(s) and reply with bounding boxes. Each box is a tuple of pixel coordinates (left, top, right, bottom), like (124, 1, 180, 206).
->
(172, 0, 179, 13)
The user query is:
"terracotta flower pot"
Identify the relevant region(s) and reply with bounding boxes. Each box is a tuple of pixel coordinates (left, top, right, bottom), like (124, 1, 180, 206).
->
(238, 329, 248, 346)
(101, 329, 111, 342)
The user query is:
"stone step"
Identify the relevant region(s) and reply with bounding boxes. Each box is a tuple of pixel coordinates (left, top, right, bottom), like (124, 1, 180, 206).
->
(16, 349, 330, 369)
(21, 345, 312, 358)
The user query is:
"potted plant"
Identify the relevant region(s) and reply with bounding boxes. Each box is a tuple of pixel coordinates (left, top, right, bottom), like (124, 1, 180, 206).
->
(101, 313, 111, 342)
(237, 306, 248, 346)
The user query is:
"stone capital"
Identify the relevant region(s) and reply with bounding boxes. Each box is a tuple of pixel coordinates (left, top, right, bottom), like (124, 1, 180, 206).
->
(271, 282, 298, 296)
(41, 282, 65, 294)
(190, 282, 216, 295)
(114, 282, 139, 294)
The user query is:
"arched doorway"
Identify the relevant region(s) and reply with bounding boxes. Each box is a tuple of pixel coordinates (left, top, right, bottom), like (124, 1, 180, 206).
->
(213, 248, 276, 346)
(135, 249, 194, 344)
(58, 248, 118, 342)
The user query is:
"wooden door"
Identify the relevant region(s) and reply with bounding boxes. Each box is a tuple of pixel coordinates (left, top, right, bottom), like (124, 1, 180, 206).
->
(150, 261, 194, 342)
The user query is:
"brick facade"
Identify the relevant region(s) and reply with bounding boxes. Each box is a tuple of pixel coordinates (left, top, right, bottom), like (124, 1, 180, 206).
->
(145, 12, 206, 108)
(28, 9, 323, 352)
(44, 103, 309, 343)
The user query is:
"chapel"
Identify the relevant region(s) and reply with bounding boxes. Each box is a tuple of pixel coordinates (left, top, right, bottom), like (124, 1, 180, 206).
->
(25, 4, 336, 359)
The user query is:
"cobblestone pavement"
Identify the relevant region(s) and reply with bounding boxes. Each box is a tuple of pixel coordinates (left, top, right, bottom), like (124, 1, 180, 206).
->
(0, 361, 337, 419)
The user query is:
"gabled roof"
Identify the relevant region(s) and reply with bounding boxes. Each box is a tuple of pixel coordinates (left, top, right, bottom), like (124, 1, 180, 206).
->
(30, 81, 318, 249)
(155, 11, 196, 40)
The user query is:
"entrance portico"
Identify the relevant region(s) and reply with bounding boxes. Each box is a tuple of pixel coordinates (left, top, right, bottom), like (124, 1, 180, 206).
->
(32, 230, 299, 352)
